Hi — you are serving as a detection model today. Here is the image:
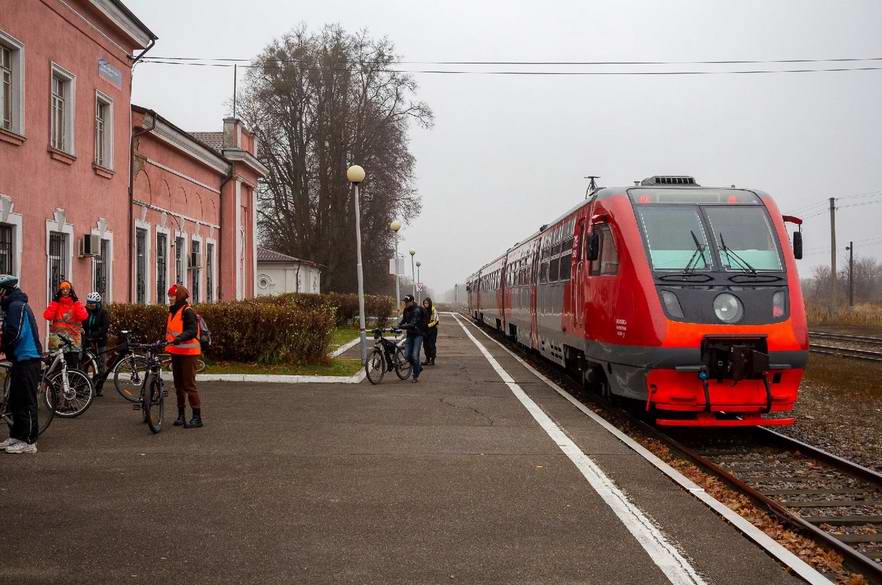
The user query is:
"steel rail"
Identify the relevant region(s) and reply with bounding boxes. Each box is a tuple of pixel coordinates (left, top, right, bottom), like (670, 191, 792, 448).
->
(809, 331, 882, 344)
(809, 343, 882, 362)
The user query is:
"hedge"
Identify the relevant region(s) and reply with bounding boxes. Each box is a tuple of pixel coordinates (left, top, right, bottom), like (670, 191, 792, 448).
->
(107, 300, 336, 365)
(106, 292, 395, 365)
(252, 292, 396, 326)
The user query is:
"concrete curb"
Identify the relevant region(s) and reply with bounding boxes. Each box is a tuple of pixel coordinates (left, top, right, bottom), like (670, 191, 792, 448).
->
(329, 336, 361, 358)
(159, 370, 366, 385)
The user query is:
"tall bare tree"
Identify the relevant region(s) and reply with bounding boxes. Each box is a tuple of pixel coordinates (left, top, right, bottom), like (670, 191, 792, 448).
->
(240, 25, 433, 293)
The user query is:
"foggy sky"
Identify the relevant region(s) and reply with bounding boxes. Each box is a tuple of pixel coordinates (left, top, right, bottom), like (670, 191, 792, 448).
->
(128, 0, 882, 297)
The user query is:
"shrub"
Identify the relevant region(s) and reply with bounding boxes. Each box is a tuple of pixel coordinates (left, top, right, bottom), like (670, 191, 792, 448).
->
(251, 292, 396, 326)
(106, 300, 337, 365)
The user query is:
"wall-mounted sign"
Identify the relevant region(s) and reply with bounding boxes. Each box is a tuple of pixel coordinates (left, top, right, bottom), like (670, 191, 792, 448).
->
(98, 58, 122, 89)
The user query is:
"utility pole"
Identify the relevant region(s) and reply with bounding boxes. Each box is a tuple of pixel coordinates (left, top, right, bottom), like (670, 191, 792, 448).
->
(846, 241, 854, 308)
(829, 197, 837, 308)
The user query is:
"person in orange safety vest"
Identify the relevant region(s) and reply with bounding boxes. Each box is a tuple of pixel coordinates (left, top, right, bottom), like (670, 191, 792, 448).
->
(166, 283, 203, 428)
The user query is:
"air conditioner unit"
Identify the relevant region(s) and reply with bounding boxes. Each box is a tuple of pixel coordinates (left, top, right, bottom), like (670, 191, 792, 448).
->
(78, 234, 101, 257)
(189, 252, 202, 268)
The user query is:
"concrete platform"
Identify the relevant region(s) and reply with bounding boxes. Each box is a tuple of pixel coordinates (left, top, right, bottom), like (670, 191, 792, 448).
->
(0, 319, 806, 584)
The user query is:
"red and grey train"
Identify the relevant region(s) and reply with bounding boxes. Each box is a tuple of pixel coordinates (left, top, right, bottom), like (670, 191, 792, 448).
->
(466, 176, 808, 427)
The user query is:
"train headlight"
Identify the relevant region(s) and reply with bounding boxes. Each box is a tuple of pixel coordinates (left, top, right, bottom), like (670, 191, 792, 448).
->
(772, 291, 786, 318)
(660, 290, 685, 319)
(713, 293, 744, 323)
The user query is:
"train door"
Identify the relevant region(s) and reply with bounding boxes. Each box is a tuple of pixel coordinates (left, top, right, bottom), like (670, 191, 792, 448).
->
(530, 239, 541, 349)
(586, 220, 620, 342)
(573, 216, 587, 334)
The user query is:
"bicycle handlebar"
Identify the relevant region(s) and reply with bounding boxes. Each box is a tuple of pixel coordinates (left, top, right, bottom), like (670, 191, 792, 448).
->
(129, 340, 166, 352)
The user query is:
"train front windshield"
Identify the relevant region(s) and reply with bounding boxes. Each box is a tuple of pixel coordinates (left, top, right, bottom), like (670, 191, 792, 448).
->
(631, 189, 784, 272)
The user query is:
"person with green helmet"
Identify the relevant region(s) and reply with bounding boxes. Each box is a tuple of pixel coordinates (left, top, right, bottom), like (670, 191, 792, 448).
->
(0, 275, 42, 454)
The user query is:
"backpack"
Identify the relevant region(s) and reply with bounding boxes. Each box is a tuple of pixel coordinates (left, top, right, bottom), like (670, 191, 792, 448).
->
(194, 311, 212, 347)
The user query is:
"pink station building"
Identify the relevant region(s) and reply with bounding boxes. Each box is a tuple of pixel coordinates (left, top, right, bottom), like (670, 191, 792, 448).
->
(0, 0, 265, 317)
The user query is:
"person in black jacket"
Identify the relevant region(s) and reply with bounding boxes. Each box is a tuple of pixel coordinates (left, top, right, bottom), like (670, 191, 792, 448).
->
(0, 275, 43, 454)
(83, 291, 109, 396)
(397, 294, 426, 383)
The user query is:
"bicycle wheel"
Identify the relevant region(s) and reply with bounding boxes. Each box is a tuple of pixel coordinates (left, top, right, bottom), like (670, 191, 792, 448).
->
(113, 355, 148, 402)
(46, 369, 94, 418)
(2, 367, 55, 435)
(394, 346, 412, 380)
(195, 358, 206, 373)
(81, 351, 99, 380)
(37, 382, 56, 435)
(143, 376, 163, 434)
(365, 348, 385, 385)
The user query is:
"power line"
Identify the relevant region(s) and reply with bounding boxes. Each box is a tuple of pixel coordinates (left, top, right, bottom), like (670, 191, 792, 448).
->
(143, 55, 882, 66)
(139, 59, 882, 76)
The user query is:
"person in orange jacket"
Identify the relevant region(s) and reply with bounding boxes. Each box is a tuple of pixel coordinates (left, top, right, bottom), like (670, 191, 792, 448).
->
(44, 280, 88, 369)
(166, 283, 203, 428)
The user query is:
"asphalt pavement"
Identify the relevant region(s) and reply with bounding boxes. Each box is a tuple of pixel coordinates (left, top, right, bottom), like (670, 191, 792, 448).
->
(0, 319, 805, 584)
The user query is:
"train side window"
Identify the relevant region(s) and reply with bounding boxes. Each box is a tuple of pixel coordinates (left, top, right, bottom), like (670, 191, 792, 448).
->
(590, 225, 619, 275)
(549, 256, 560, 281)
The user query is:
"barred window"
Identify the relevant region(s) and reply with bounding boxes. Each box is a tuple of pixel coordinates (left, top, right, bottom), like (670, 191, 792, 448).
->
(156, 232, 167, 303)
(206, 242, 214, 302)
(136, 228, 147, 304)
(0, 223, 13, 275)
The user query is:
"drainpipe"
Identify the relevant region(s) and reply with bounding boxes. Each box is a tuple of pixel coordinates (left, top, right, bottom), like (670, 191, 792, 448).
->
(128, 109, 156, 302)
(218, 164, 234, 300)
(126, 37, 156, 303)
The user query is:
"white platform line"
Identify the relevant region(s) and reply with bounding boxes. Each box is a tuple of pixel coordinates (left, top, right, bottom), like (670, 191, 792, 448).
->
(452, 314, 706, 585)
(451, 313, 832, 585)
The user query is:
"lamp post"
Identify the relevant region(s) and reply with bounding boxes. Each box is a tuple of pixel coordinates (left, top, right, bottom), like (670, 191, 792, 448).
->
(409, 249, 416, 298)
(347, 164, 368, 362)
(390, 220, 401, 306)
(416, 261, 422, 303)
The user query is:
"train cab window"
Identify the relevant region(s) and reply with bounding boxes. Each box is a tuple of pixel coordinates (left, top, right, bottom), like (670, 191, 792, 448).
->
(635, 206, 711, 271)
(590, 225, 619, 275)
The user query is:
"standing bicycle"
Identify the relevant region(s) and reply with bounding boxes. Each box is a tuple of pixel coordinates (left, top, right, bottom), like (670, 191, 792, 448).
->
(0, 275, 47, 453)
(82, 330, 148, 403)
(364, 328, 411, 384)
(129, 341, 167, 434)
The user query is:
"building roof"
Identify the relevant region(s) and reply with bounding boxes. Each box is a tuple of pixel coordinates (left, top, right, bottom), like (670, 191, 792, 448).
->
(93, 0, 157, 47)
(190, 132, 224, 153)
(257, 247, 323, 269)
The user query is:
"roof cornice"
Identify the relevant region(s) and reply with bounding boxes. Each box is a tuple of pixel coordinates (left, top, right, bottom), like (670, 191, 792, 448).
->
(89, 0, 156, 48)
(222, 148, 269, 177)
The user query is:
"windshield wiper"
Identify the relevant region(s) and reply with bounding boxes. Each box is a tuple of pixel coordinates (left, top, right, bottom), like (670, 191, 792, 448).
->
(719, 233, 757, 274)
(683, 230, 706, 273)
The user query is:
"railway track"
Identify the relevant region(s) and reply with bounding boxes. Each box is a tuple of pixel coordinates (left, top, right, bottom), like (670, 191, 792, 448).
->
(661, 426, 882, 582)
(810, 331, 882, 362)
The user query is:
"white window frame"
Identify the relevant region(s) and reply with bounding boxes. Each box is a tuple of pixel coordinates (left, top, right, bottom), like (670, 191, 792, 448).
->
(49, 62, 76, 155)
(133, 220, 151, 304)
(0, 211, 23, 279)
(0, 30, 24, 135)
(45, 218, 74, 305)
(90, 227, 113, 302)
(94, 90, 113, 169)
(155, 225, 171, 304)
(205, 236, 217, 303)
(174, 231, 188, 286)
(189, 233, 203, 304)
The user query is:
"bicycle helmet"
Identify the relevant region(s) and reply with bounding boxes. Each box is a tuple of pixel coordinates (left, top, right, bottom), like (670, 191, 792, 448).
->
(86, 291, 102, 303)
(0, 274, 19, 290)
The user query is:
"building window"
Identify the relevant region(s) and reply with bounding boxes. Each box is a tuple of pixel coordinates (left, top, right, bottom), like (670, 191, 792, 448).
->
(190, 239, 200, 304)
(175, 236, 185, 285)
(206, 242, 214, 302)
(0, 32, 23, 135)
(48, 231, 68, 299)
(95, 93, 112, 168)
(156, 232, 167, 303)
(50, 64, 75, 154)
(135, 228, 147, 304)
(0, 224, 13, 275)
(94, 238, 110, 298)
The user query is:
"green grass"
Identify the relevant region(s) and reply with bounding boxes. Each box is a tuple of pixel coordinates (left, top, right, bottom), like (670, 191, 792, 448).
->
(330, 327, 360, 350)
(204, 358, 363, 377)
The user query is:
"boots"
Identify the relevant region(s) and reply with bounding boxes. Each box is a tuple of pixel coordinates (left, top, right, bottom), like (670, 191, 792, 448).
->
(185, 408, 204, 428)
(173, 406, 186, 426)
(429, 357, 436, 366)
